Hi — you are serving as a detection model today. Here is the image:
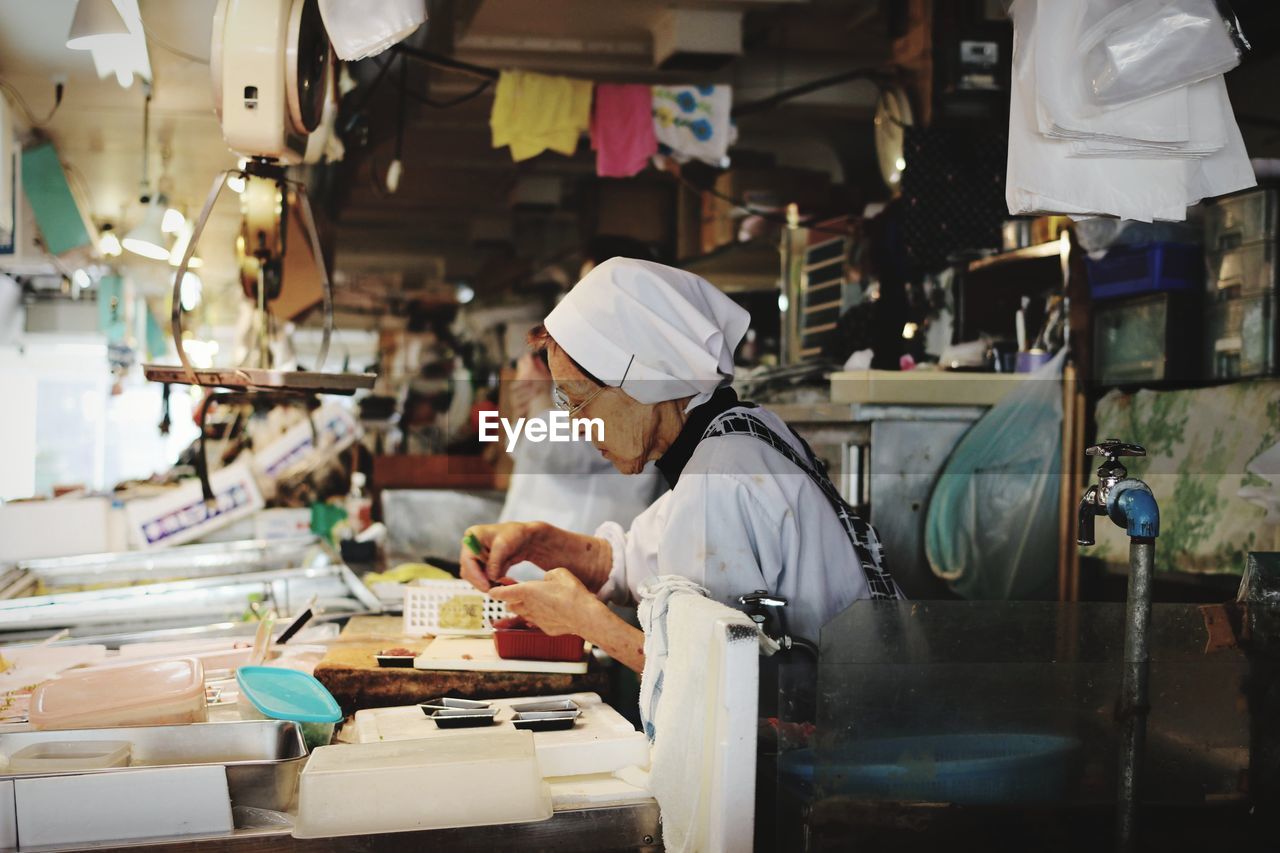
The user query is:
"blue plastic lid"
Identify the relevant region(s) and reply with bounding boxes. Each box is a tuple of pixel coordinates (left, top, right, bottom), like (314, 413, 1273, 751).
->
(236, 666, 342, 724)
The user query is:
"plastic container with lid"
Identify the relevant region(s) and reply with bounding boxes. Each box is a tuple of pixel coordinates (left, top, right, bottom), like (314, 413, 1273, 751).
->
(293, 731, 551, 838)
(236, 666, 342, 749)
(29, 658, 207, 731)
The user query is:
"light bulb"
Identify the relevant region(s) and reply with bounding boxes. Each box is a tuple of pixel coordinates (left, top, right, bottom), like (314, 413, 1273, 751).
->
(98, 227, 122, 257)
(161, 207, 185, 234)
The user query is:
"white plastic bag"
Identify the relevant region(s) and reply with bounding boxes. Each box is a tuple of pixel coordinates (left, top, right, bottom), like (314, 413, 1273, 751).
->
(1081, 0, 1242, 106)
(1036, 0, 1190, 146)
(1006, 0, 1190, 221)
(318, 0, 426, 61)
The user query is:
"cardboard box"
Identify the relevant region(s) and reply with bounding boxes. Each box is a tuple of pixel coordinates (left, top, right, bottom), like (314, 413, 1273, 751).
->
(0, 497, 129, 562)
(125, 459, 266, 550)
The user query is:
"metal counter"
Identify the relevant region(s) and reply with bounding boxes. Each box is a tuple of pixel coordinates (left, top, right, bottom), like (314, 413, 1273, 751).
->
(1, 537, 331, 599)
(0, 563, 379, 642)
(76, 802, 662, 852)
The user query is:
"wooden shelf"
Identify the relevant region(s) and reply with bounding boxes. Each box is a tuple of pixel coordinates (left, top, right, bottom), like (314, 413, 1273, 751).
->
(830, 370, 1043, 406)
(967, 241, 1065, 272)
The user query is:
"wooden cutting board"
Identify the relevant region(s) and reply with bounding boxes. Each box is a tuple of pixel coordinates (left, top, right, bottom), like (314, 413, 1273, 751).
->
(414, 636, 590, 675)
(313, 616, 607, 714)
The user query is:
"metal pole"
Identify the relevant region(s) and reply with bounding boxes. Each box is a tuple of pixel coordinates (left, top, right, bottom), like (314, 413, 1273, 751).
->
(171, 170, 233, 386)
(779, 227, 791, 366)
(1116, 537, 1154, 852)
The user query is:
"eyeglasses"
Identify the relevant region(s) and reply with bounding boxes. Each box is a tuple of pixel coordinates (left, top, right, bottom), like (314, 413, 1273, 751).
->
(552, 354, 635, 417)
(553, 383, 606, 417)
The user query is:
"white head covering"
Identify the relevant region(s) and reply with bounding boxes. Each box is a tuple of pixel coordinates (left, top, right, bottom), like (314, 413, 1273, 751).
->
(544, 257, 750, 409)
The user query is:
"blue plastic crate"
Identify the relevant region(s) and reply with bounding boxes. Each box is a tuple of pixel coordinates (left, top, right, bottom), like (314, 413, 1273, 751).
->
(1086, 242, 1203, 301)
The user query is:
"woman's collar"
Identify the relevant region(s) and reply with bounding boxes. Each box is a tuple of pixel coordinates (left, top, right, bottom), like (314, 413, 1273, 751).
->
(654, 386, 746, 489)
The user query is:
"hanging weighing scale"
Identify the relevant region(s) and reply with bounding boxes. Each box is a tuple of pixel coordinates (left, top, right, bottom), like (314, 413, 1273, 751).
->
(142, 0, 375, 396)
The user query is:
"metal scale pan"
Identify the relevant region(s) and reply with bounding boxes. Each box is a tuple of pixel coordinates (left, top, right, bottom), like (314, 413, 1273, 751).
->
(141, 165, 374, 395)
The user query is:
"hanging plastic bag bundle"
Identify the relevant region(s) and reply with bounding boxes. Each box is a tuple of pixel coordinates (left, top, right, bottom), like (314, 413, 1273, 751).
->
(318, 0, 427, 61)
(1081, 0, 1249, 107)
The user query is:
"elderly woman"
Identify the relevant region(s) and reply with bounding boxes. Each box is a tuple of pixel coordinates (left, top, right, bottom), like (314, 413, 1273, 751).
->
(461, 258, 899, 672)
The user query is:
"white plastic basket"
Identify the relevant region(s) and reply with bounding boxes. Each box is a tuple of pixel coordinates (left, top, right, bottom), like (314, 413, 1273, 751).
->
(402, 580, 511, 637)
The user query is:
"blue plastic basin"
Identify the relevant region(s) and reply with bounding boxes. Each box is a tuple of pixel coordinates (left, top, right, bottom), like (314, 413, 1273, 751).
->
(779, 733, 1082, 805)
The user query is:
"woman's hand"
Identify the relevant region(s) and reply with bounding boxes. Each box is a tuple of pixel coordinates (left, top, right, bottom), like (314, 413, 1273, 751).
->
(491, 570, 647, 673)
(487, 568, 604, 637)
(459, 522, 615, 594)
(459, 522, 548, 591)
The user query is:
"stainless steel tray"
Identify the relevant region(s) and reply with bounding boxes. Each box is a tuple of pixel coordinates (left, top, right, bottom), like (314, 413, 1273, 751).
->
(7, 537, 331, 597)
(0, 563, 381, 638)
(142, 365, 376, 395)
(0, 720, 307, 811)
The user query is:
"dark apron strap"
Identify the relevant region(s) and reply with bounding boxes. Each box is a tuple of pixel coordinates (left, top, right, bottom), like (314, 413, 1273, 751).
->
(701, 410, 901, 601)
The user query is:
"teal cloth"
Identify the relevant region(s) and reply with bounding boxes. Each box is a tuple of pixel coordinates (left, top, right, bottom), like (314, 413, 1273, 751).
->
(144, 303, 167, 359)
(20, 143, 89, 255)
(97, 274, 125, 343)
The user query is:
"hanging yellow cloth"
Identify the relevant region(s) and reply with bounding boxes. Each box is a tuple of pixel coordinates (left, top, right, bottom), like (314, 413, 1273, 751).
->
(490, 70, 592, 161)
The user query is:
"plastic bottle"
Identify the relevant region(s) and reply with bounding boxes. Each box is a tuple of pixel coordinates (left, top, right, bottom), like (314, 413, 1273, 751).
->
(345, 472, 372, 535)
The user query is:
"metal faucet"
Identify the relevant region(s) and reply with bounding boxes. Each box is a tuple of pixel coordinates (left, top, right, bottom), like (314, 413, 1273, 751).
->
(737, 590, 818, 660)
(1077, 439, 1161, 853)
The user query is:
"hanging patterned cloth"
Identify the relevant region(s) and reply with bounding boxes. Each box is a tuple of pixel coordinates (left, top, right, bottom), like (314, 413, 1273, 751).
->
(651, 84, 733, 167)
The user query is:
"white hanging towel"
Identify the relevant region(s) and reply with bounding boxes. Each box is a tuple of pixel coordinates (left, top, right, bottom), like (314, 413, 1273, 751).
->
(638, 577, 759, 853)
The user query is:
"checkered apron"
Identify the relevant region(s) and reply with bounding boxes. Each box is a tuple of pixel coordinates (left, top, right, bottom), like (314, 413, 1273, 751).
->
(702, 410, 901, 601)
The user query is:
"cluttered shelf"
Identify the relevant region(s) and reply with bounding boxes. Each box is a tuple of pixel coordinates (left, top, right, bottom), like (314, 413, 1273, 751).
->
(679, 240, 781, 293)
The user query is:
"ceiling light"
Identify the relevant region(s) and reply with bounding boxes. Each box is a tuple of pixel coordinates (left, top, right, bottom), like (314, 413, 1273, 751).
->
(168, 222, 203, 269)
(72, 269, 92, 290)
(66, 0, 129, 50)
(161, 206, 185, 234)
(174, 270, 203, 311)
(226, 174, 246, 194)
(98, 224, 122, 257)
(75, 0, 151, 89)
(122, 198, 170, 260)
(456, 283, 475, 304)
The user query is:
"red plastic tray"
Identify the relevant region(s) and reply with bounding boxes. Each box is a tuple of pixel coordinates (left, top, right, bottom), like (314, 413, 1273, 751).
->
(493, 628, 586, 663)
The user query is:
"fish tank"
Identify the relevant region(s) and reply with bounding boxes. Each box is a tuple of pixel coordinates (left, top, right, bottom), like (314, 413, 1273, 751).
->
(764, 599, 1268, 851)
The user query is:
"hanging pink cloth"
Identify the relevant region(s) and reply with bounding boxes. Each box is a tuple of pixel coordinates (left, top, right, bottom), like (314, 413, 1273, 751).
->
(590, 84, 657, 178)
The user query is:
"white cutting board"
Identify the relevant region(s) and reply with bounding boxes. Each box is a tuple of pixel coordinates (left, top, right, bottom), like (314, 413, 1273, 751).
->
(413, 635, 590, 675)
(349, 692, 651, 779)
